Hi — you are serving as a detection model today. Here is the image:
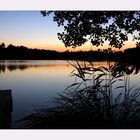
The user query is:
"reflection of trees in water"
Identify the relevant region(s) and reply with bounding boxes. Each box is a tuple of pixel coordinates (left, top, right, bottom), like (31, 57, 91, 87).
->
(0, 65, 6, 73)
(0, 61, 140, 75)
(111, 62, 140, 76)
(7, 65, 28, 71)
(18, 65, 28, 70)
(7, 65, 18, 71)
(0, 65, 28, 73)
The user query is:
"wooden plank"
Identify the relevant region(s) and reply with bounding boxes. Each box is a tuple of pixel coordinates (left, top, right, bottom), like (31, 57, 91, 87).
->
(0, 90, 13, 128)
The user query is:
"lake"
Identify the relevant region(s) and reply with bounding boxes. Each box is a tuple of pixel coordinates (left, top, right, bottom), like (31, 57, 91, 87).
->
(0, 60, 140, 128)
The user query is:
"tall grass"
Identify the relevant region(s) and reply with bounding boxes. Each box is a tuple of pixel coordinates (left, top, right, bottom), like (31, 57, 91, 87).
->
(20, 61, 140, 128)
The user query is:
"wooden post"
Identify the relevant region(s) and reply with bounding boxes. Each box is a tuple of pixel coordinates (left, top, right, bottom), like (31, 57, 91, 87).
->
(0, 90, 13, 128)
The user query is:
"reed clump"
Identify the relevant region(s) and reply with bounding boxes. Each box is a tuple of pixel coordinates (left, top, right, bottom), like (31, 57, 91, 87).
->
(20, 61, 140, 128)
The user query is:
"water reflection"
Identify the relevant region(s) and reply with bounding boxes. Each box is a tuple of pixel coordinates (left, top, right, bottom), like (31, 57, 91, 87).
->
(0, 64, 28, 73)
(111, 62, 140, 76)
(0, 60, 140, 76)
(0, 65, 6, 73)
(0, 60, 71, 73)
(0, 90, 13, 128)
(20, 61, 140, 129)
(0, 60, 140, 128)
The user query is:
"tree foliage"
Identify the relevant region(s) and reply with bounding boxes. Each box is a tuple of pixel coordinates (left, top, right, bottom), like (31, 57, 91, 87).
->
(0, 42, 5, 49)
(41, 11, 140, 48)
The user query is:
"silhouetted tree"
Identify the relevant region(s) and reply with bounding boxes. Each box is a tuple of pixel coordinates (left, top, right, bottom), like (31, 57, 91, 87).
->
(0, 42, 5, 49)
(41, 11, 140, 48)
(7, 44, 16, 49)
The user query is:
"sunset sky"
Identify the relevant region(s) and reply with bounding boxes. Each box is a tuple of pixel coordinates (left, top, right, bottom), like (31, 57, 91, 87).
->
(0, 11, 136, 52)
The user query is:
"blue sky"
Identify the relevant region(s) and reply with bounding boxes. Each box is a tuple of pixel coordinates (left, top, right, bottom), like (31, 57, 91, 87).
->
(0, 11, 70, 51)
(0, 11, 136, 52)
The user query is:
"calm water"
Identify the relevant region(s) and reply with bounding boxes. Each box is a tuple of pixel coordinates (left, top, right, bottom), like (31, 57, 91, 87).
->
(0, 60, 140, 128)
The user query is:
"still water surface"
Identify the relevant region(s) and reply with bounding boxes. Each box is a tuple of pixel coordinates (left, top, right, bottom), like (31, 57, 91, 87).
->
(0, 60, 140, 128)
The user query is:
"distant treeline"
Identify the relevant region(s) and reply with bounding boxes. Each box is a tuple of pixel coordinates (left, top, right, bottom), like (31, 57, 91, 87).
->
(0, 42, 140, 63)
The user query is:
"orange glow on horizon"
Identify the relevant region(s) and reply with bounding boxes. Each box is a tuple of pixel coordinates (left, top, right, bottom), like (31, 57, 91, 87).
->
(28, 42, 137, 52)
(3, 39, 137, 53)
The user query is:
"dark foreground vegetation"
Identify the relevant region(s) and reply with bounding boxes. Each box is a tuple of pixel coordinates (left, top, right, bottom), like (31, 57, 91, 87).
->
(20, 61, 140, 129)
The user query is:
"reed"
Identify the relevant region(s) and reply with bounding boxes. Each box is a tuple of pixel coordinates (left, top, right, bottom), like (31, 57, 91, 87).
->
(20, 61, 140, 128)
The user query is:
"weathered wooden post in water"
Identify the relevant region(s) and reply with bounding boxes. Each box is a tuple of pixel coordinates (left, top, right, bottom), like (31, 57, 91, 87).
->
(0, 90, 13, 128)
